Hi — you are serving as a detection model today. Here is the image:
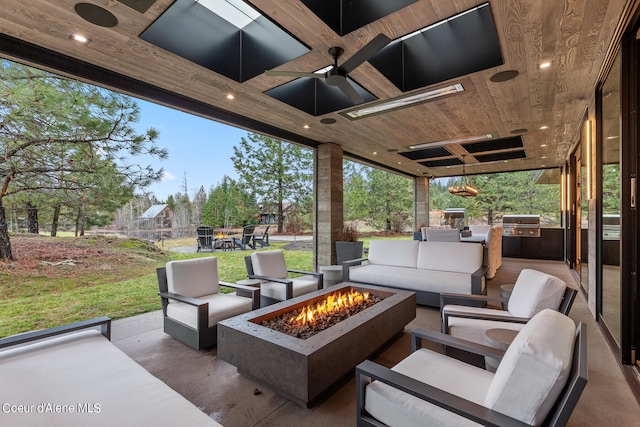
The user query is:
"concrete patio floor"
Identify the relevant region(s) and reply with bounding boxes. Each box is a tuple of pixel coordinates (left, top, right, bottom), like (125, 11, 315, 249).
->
(111, 258, 640, 426)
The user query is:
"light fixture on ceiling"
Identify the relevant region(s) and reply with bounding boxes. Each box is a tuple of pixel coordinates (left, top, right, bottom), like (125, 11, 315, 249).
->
(448, 155, 478, 197)
(70, 33, 90, 44)
(408, 132, 498, 150)
(197, 0, 259, 29)
(538, 61, 552, 69)
(342, 83, 465, 120)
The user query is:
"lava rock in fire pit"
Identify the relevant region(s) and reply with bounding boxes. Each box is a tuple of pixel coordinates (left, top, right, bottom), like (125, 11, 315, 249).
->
(260, 289, 383, 339)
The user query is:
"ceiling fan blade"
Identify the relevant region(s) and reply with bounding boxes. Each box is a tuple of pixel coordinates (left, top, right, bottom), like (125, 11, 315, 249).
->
(335, 78, 365, 104)
(265, 70, 324, 78)
(339, 34, 392, 74)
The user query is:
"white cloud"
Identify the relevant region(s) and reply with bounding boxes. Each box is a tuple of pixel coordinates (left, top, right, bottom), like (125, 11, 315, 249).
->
(162, 171, 177, 181)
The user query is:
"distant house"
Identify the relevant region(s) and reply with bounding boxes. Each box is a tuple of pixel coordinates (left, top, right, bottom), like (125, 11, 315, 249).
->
(258, 202, 291, 224)
(139, 204, 173, 230)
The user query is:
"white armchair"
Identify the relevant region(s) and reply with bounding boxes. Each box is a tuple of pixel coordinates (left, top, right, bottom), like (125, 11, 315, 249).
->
(245, 250, 323, 306)
(356, 309, 587, 426)
(157, 257, 260, 350)
(441, 269, 577, 346)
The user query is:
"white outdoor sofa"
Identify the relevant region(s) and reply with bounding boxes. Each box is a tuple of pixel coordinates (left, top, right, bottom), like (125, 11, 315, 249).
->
(0, 317, 221, 426)
(342, 240, 487, 307)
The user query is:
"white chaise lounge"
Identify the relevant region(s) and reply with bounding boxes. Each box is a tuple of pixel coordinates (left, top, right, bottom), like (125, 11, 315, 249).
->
(0, 317, 221, 426)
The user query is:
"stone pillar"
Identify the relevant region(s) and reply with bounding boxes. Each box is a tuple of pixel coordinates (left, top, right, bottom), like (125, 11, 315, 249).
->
(315, 143, 343, 268)
(414, 176, 430, 229)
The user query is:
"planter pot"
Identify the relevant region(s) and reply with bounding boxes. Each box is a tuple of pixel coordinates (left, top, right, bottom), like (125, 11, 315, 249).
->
(335, 241, 364, 265)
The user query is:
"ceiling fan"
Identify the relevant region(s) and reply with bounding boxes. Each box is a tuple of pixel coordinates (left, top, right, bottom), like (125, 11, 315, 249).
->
(265, 34, 391, 104)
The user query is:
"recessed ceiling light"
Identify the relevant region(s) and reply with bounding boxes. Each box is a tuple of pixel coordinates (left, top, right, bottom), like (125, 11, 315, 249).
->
(225, 94, 235, 100)
(397, 162, 402, 165)
(70, 33, 90, 44)
(538, 62, 552, 69)
(539, 125, 548, 130)
(372, 151, 377, 155)
(541, 156, 548, 159)
(303, 124, 310, 129)
(343, 83, 465, 119)
(540, 144, 548, 147)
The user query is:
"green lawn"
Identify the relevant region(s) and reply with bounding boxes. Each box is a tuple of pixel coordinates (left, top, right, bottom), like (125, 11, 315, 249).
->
(0, 237, 313, 338)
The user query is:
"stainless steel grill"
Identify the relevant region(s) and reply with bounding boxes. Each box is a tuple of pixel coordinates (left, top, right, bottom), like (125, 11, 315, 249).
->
(502, 214, 541, 237)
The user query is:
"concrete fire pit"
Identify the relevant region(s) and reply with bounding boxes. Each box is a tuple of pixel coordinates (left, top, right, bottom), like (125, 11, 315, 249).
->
(217, 282, 416, 407)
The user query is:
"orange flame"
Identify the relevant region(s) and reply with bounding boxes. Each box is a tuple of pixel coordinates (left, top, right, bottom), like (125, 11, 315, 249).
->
(289, 289, 370, 326)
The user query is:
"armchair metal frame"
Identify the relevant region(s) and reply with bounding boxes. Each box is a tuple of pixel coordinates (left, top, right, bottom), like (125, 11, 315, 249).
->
(157, 267, 260, 350)
(440, 287, 578, 334)
(356, 324, 587, 427)
(244, 255, 323, 307)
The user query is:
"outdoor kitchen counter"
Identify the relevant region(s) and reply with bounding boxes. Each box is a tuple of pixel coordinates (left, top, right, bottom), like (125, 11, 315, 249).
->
(502, 228, 564, 260)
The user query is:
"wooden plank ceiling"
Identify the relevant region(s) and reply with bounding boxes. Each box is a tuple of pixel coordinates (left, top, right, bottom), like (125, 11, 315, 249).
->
(0, 0, 629, 178)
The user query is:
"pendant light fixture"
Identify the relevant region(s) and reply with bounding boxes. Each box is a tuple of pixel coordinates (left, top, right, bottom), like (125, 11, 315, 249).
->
(448, 155, 479, 197)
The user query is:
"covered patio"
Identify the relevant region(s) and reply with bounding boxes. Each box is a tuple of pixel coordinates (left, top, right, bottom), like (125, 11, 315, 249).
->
(111, 258, 640, 426)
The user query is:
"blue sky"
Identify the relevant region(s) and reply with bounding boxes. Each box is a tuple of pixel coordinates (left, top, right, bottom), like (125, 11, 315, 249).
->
(132, 99, 250, 201)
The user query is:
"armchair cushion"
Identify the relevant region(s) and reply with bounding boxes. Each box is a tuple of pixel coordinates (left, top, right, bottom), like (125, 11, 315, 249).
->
(508, 269, 566, 317)
(365, 348, 492, 426)
(251, 250, 288, 279)
(166, 257, 219, 297)
(260, 276, 319, 300)
(166, 293, 253, 328)
(485, 309, 576, 425)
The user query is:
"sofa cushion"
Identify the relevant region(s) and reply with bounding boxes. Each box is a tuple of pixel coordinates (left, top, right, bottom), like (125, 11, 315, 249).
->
(417, 241, 483, 274)
(251, 250, 288, 279)
(368, 240, 419, 268)
(260, 275, 319, 300)
(167, 292, 253, 328)
(0, 330, 221, 426)
(508, 269, 566, 317)
(485, 309, 576, 425)
(166, 257, 219, 298)
(349, 265, 473, 294)
(365, 348, 491, 426)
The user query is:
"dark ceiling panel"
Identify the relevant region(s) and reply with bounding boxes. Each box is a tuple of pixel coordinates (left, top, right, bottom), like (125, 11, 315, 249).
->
(302, 0, 417, 36)
(474, 150, 527, 163)
(118, 0, 156, 14)
(462, 136, 523, 153)
(241, 17, 310, 82)
(399, 146, 451, 160)
(419, 157, 463, 168)
(140, 0, 308, 83)
(369, 4, 503, 92)
(265, 76, 376, 116)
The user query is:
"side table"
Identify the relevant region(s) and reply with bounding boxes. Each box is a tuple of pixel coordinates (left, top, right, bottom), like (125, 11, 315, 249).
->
(484, 328, 519, 372)
(319, 265, 342, 287)
(234, 279, 261, 299)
